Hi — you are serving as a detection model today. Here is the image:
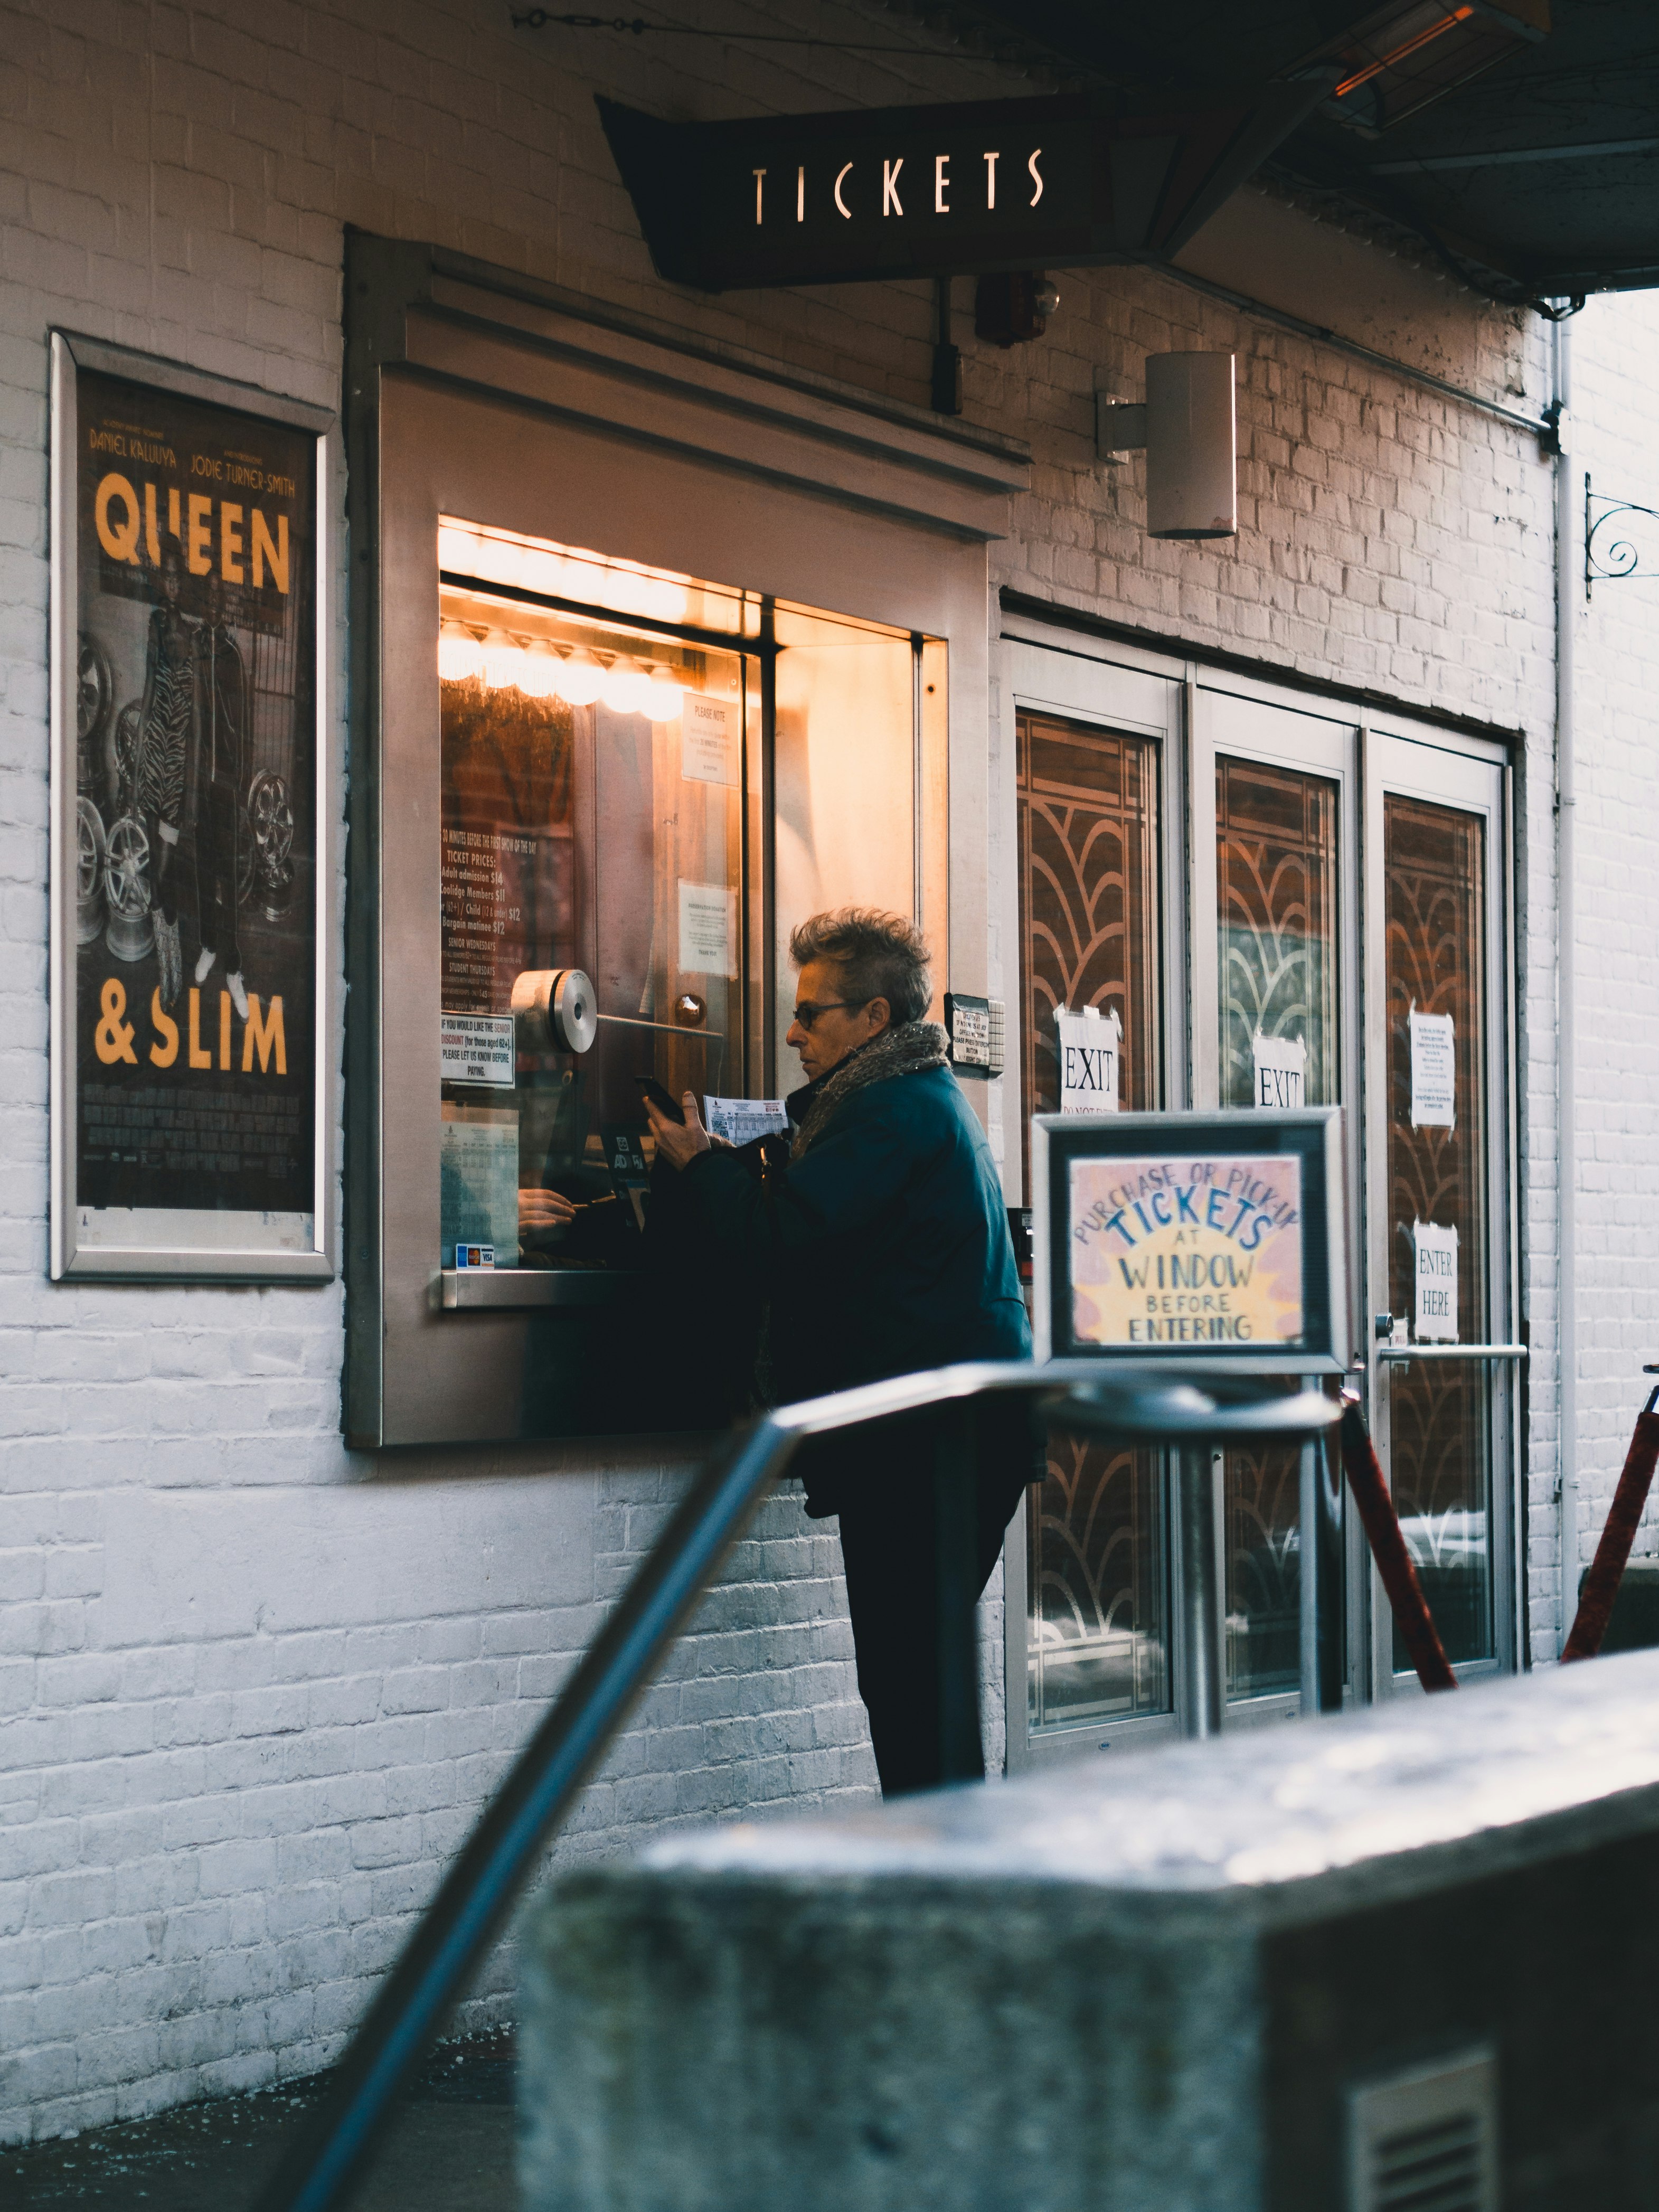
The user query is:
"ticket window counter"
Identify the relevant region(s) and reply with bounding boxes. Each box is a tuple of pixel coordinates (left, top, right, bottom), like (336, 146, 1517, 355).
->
(430, 522, 934, 1265)
(1004, 632, 1520, 1759)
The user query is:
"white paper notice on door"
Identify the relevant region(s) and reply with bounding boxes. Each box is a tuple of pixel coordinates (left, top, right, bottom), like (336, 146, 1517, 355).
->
(1413, 1218, 1459, 1341)
(678, 880, 737, 976)
(1252, 1030, 1306, 1110)
(1055, 1004, 1122, 1114)
(681, 694, 738, 788)
(1409, 1004, 1456, 1128)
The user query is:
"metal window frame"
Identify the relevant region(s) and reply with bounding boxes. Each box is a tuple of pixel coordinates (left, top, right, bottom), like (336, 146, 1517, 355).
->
(997, 629, 1187, 1768)
(341, 236, 1014, 1448)
(1361, 724, 1520, 1697)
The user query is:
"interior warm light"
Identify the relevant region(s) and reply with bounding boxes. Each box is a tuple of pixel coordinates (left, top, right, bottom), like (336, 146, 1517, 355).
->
(474, 536, 526, 588)
(518, 546, 567, 598)
(645, 670, 684, 722)
(481, 628, 524, 690)
(437, 523, 483, 574)
(518, 639, 563, 699)
(554, 648, 604, 707)
(642, 575, 691, 624)
(438, 619, 485, 682)
(600, 655, 651, 715)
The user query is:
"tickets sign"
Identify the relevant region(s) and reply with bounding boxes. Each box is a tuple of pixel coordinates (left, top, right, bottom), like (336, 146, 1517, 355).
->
(1067, 1152, 1305, 1350)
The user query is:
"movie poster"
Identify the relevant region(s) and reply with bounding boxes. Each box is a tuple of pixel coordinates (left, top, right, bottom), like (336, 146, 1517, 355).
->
(54, 343, 328, 1276)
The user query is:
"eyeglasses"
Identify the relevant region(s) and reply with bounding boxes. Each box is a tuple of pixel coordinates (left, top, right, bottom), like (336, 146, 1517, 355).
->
(790, 997, 867, 1032)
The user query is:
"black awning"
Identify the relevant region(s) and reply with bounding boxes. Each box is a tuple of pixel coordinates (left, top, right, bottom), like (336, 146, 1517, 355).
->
(948, 0, 1659, 299)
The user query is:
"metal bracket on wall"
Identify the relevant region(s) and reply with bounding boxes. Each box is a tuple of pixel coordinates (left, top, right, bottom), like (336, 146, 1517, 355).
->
(1586, 477, 1659, 594)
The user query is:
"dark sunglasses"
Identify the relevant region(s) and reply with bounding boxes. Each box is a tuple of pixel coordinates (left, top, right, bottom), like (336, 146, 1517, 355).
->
(791, 997, 868, 1032)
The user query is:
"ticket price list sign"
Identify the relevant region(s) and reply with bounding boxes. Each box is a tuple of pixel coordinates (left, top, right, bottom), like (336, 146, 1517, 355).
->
(1068, 1153, 1305, 1349)
(53, 338, 328, 1277)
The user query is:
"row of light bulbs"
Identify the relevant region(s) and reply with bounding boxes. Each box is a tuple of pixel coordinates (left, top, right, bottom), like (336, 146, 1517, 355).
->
(439, 619, 684, 719)
(437, 523, 691, 627)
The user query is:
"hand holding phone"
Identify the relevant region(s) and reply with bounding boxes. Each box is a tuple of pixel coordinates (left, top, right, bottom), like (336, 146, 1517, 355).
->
(636, 1077, 711, 1172)
(634, 1074, 686, 1125)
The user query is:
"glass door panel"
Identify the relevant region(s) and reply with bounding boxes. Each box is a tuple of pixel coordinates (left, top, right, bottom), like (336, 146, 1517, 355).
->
(1017, 708, 1166, 1734)
(1383, 793, 1494, 1667)
(1214, 756, 1342, 1701)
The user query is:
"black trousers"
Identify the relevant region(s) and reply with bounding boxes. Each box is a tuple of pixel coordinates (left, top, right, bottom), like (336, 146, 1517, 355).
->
(836, 1455, 1030, 1799)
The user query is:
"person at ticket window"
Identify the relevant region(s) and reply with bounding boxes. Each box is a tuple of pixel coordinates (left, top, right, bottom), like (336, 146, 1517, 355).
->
(132, 535, 194, 1010)
(192, 572, 250, 1019)
(644, 907, 1032, 1799)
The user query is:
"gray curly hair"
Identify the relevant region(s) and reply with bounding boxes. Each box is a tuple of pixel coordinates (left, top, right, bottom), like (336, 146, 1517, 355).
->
(788, 907, 932, 1025)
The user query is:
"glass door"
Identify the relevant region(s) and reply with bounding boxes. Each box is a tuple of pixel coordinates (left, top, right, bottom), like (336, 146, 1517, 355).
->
(1004, 639, 1184, 1756)
(1005, 636, 1517, 1757)
(1192, 689, 1361, 1718)
(1364, 730, 1516, 1690)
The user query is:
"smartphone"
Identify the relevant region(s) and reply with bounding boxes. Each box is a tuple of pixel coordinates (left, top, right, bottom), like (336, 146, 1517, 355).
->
(634, 1074, 686, 1125)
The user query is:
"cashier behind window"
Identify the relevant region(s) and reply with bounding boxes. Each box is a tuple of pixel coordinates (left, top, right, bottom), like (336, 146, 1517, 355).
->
(643, 907, 1031, 1801)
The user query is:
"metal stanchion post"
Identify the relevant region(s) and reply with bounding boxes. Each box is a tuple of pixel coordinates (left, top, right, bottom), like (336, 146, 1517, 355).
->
(1048, 1377, 1340, 1746)
(1299, 1436, 1319, 1719)
(1316, 1428, 1346, 1711)
(1176, 1445, 1225, 1739)
(1299, 1426, 1347, 1718)
(932, 1402, 985, 1784)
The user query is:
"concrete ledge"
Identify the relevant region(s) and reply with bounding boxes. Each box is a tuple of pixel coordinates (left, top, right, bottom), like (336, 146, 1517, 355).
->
(521, 1654, 1659, 2209)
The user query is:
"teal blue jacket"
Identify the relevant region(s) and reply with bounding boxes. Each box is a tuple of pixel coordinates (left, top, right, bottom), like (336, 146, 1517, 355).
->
(674, 1061, 1031, 1417)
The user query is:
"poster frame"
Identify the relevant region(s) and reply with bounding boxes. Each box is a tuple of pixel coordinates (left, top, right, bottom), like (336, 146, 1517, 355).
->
(49, 330, 337, 1282)
(1031, 1105, 1350, 1374)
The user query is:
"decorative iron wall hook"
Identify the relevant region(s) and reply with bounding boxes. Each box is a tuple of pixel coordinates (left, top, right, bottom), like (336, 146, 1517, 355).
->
(1586, 477, 1659, 595)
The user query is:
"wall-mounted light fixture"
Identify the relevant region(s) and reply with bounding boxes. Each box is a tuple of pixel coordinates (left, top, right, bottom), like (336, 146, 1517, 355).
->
(1097, 353, 1238, 541)
(974, 272, 1060, 350)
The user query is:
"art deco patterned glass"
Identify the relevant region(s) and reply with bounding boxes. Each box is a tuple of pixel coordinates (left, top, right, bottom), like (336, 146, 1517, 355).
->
(1018, 711, 1167, 1729)
(1215, 757, 1340, 1701)
(1384, 795, 1493, 1667)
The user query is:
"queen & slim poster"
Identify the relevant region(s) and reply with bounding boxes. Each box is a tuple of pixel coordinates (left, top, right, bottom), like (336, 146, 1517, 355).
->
(50, 335, 333, 1279)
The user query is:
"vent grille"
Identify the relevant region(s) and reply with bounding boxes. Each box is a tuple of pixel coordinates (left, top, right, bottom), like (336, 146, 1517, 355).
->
(1349, 2048, 1497, 2212)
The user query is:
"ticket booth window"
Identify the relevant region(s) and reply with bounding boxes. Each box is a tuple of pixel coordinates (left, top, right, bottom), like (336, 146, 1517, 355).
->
(421, 522, 936, 1422)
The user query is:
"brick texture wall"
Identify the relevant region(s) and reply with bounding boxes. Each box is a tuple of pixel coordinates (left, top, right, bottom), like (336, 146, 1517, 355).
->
(0, 0, 1648, 2145)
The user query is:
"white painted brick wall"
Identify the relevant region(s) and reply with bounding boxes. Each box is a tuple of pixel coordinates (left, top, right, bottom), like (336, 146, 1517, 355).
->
(1, 0, 1655, 2147)
(1556, 288, 1659, 1600)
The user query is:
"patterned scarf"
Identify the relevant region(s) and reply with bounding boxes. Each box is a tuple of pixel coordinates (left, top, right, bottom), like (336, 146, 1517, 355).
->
(788, 1018, 949, 1160)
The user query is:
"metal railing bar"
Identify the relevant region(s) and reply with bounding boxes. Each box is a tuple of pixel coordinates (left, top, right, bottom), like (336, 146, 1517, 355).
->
(254, 1356, 1327, 2212)
(255, 1360, 1061, 2212)
(1376, 1344, 1528, 1362)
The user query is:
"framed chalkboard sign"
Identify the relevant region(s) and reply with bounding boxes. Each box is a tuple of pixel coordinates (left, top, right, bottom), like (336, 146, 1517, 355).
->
(1031, 1107, 1350, 1375)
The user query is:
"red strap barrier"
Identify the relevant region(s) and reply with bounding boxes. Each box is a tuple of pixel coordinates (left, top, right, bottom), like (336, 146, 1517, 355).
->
(1560, 1399, 1659, 1662)
(1336, 1391, 1458, 1693)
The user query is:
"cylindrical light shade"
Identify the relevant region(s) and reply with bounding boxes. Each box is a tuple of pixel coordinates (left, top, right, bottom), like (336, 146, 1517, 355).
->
(480, 628, 524, 690)
(554, 648, 604, 707)
(518, 640, 563, 699)
(644, 670, 683, 722)
(1145, 353, 1236, 541)
(600, 655, 651, 716)
(438, 620, 484, 682)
